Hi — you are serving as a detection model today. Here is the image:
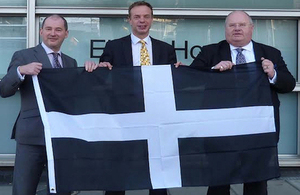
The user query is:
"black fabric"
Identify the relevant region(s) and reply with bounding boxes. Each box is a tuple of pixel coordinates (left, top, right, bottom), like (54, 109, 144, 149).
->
(52, 139, 152, 192)
(172, 62, 272, 110)
(39, 67, 144, 115)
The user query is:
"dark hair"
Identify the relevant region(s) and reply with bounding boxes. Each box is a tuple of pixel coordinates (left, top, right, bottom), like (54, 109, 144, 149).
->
(41, 14, 68, 30)
(128, 1, 153, 18)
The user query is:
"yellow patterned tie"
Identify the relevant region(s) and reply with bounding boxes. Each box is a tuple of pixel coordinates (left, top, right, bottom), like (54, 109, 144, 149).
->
(140, 40, 150, 66)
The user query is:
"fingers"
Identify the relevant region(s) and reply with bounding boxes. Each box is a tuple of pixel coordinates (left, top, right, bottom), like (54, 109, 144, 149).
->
(261, 57, 275, 78)
(174, 61, 184, 68)
(212, 61, 234, 71)
(19, 62, 42, 75)
(84, 61, 98, 72)
(99, 62, 113, 70)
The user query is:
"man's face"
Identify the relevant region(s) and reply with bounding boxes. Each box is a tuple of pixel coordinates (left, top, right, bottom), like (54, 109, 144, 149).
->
(225, 11, 254, 47)
(129, 5, 153, 39)
(40, 16, 68, 52)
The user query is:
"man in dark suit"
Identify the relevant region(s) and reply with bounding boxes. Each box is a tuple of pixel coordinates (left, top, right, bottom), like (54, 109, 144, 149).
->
(0, 15, 77, 195)
(190, 10, 295, 195)
(85, 1, 176, 195)
(85, 0, 176, 71)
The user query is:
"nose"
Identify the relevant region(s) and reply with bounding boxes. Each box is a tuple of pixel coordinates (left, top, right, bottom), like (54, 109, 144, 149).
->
(139, 17, 145, 22)
(50, 29, 56, 35)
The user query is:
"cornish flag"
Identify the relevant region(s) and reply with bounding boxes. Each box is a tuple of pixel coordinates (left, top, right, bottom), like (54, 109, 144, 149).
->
(33, 63, 280, 193)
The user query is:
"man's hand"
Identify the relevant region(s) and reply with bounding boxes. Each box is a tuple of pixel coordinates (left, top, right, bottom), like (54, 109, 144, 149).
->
(18, 62, 42, 75)
(261, 57, 275, 79)
(99, 62, 113, 70)
(212, 61, 234, 71)
(84, 61, 99, 72)
(174, 61, 184, 68)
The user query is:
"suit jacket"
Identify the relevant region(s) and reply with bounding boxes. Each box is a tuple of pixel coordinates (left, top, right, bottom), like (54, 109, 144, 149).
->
(100, 35, 177, 66)
(0, 44, 78, 145)
(190, 40, 296, 141)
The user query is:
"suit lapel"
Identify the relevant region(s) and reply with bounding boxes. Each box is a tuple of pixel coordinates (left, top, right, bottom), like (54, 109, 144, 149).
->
(151, 37, 160, 65)
(61, 54, 72, 68)
(220, 41, 232, 61)
(122, 35, 133, 66)
(252, 41, 264, 62)
(33, 44, 52, 68)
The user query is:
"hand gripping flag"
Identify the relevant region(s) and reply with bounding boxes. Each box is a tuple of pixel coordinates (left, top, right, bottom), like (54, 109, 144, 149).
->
(33, 63, 280, 193)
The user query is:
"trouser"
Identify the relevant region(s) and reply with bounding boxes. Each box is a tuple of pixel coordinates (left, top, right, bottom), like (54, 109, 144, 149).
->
(207, 181, 268, 195)
(105, 189, 168, 195)
(13, 143, 70, 195)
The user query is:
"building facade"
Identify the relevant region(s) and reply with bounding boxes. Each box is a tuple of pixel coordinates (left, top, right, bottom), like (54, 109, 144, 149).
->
(0, 0, 299, 166)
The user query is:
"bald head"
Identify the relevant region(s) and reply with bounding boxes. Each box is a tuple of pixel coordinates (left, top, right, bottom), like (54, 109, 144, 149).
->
(225, 11, 254, 47)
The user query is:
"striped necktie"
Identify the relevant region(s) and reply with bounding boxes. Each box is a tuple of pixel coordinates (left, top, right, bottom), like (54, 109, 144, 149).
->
(236, 48, 246, 65)
(140, 40, 150, 66)
(52, 52, 62, 68)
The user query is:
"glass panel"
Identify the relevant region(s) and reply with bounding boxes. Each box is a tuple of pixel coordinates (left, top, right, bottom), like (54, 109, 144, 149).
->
(0, 0, 26, 6)
(37, 0, 300, 9)
(42, 17, 298, 154)
(0, 17, 26, 153)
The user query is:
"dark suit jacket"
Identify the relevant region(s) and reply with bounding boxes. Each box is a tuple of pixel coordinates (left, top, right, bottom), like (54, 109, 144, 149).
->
(100, 35, 177, 66)
(190, 40, 296, 141)
(0, 44, 78, 145)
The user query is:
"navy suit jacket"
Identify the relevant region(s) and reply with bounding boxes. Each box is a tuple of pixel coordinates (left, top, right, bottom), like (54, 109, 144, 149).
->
(0, 44, 78, 145)
(100, 35, 177, 66)
(190, 40, 296, 141)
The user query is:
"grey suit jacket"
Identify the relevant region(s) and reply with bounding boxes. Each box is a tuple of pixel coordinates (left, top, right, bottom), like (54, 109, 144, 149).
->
(0, 44, 78, 145)
(100, 35, 177, 66)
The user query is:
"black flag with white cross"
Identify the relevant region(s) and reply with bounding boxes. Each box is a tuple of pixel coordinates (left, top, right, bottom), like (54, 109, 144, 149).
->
(33, 63, 279, 193)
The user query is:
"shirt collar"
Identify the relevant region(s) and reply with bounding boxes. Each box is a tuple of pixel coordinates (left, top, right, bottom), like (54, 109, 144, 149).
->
(131, 33, 151, 45)
(41, 42, 62, 55)
(229, 41, 253, 52)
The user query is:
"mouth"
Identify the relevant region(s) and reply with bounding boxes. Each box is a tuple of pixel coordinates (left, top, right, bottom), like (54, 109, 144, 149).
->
(48, 38, 58, 42)
(138, 25, 148, 30)
(233, 33, 243, 36)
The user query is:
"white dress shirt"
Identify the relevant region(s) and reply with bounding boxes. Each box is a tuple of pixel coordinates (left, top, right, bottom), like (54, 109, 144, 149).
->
(131, 33, 153, 66)
(41, 42, 63, 68)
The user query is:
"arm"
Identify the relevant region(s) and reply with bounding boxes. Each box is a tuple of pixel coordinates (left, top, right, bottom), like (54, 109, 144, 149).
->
(0, 51, 42, 98)
(267, 50, 296, 93)
(190, 44, 233, 71)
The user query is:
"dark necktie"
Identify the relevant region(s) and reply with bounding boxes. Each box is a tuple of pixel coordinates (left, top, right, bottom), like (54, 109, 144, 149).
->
(236, 48, 246, 65)
(52, 53, 62, 68)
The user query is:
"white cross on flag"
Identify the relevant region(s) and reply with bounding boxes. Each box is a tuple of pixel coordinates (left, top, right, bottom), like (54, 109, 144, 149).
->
(33, 64, 280, 194)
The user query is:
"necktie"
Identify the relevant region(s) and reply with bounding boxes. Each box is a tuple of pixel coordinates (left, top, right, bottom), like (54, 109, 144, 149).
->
(52, 53, 62, 68)
(140, 40, 150, 66)
(236, 48, 246, 65)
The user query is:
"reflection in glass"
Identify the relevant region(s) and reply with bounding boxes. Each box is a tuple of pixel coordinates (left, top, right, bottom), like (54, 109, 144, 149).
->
(0, 17, 26, 154)
(0, 0, 26, 6)
(0, 17, 26, 75)
(37, 0, 300, 9)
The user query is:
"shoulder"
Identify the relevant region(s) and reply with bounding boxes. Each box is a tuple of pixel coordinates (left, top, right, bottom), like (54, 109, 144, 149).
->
(253, 41, 280, 53)
(151, 37, 172, 46)
(106, 35, 130, 45)
(11, 45, 41, 59)
(150, 37, 174, 49)
(202, 40, 228, 49)
(200, 40, 228, 54)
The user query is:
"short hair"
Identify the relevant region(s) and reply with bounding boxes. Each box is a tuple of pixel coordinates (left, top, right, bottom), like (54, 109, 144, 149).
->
(128, 1, 153, 18)
(41, 14, 68, 30)
(225, 11, 253, 26)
